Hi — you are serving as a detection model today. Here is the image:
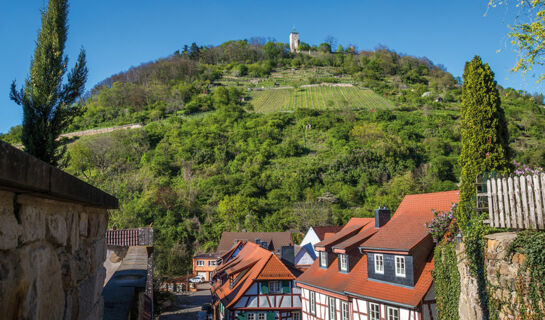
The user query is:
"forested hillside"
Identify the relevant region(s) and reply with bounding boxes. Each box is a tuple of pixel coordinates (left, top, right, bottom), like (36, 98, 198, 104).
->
(2, 40, 545, 277)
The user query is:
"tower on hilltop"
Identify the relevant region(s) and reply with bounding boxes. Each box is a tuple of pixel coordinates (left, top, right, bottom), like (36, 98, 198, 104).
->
(289, 28, 299, 53)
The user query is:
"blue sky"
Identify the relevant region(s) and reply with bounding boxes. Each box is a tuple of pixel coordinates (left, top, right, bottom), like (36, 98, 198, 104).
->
(1, 0, 543, 133)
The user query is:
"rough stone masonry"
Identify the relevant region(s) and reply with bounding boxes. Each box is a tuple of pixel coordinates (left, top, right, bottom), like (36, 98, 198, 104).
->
(0, 141, 117, 320)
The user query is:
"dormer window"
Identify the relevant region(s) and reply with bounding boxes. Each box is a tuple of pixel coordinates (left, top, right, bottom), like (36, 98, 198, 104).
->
(374, 254, 384, 274)
(319, 251, 328, 268)
(395, 256, 406, 277)
(339, 254, 348, 272)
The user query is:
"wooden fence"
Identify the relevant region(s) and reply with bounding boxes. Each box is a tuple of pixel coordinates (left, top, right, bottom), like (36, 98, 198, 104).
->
(477, 173, 545, 230)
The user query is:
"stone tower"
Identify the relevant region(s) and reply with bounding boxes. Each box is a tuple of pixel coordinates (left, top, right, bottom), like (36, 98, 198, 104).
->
(289, 29, 299, 53)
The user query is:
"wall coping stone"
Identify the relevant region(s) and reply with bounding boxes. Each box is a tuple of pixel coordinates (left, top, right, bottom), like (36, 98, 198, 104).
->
(484, 232, 518, 241)
(0, 141, 118, 209)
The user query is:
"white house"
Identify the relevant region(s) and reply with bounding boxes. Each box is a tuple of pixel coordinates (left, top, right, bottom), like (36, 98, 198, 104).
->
(295, 226, 342, 267)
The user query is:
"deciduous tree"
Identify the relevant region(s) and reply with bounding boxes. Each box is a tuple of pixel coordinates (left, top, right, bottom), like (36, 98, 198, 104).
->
(489, 0, 545, 81)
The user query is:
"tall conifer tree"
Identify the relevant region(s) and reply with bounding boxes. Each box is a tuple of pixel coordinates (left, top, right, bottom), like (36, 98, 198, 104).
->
(459, 56, 511, 204)
(10, 0, 87, 166)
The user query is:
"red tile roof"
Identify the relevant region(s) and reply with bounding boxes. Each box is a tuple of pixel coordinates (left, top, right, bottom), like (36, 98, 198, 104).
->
(106, 227, 153, 247)
(312, 226, 343, 241)
(212, 242, 296, 308)
(344, 257, 435, 307)
(314, 218, 374, 250)
(257, 255, 297, 280)
(361, 190, 459, 252)
(216, 232, 293, 254)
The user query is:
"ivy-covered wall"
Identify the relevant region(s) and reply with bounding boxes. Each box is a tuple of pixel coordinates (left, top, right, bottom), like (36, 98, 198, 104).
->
(433, 242, 460, 320)
(486, 231, 545, 320)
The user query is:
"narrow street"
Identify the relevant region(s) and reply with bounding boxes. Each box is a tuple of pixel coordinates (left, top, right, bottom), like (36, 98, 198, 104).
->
(159, 283, 212, 320)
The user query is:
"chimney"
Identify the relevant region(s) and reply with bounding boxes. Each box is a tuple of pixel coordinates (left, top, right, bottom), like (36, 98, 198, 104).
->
(375, 207, 391, 228)
(281, 246, 295, 266)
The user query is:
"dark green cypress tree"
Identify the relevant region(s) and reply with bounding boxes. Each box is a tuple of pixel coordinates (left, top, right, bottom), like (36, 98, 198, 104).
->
(459, 56, 511, 204)
(10, 0, 87, 166)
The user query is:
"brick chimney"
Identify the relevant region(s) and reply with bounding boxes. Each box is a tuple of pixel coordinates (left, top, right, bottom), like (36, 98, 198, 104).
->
(375, 207, 391, 228)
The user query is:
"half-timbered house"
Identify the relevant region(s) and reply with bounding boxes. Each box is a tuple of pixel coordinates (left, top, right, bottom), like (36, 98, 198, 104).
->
(212, 241, 302, 320)
(296, 191, 459, 320)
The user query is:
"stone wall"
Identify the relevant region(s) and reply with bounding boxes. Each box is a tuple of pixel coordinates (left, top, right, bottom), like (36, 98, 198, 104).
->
(0, 141, 117, 320)
(456, 242, 484, 320)
(457, 232, 538, 320)
(485, 232, 535, 320)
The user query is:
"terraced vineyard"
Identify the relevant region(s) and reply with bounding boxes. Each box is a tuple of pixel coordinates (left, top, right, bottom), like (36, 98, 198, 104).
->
(249, 86, 393, 112)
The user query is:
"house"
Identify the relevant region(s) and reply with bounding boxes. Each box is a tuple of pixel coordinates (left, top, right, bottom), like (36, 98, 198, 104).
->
(211, 241, 302, 320)
(296, 190, 459, 320)
(216, 232, 293, 255)
(296, 226, 343, 267)
(193, 253, 221, 282)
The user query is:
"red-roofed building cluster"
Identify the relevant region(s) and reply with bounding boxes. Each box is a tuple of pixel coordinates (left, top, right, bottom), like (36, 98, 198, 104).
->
(207, 190, 459, 320)
(296, 190, 459, 320)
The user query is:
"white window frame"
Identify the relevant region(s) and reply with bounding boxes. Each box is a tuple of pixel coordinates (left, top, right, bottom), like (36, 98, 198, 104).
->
(196, 260, 205, 267)
(209, 260, 217, 266)
(374, 254, 384, 274)
(395, 256, 406, 277)
(248, 313, 256, 320)
(328, 297, 336, 320)
(369, 302, 380, 320)
(339, 254, 348, 272)
(387, 307, 399, 320)
(269, 280, 281, 294)
(292, 312, 301, 320)
(319, 251, 328, 268)
(341, 301, 349, 320)
(258, 313, 266, 320)
(309, 291, 316, 315)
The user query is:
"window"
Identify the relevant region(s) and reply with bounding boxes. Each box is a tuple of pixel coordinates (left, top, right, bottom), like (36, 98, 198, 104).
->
(319, 251, 328, 268)
(248, 314, 256, 320)
(309, 291, 316, 314)
(339, 254, 348, 272)
(329, 297, 336, 320)
(395, 256, 406, 277)
(292, 312, 300, 320)
(196, 260, 204, 266)
(369, 303, 380, 320)
(269, 281, 281, 293)
(258, 313, 266, 320)
(374, 254, 384, 274)
(387, 307, 399, 320)
(341, 301, 349, 320)
(209, 260, 217, 266)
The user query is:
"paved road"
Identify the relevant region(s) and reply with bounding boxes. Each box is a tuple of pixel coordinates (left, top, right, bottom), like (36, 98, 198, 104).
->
(159, 283, 212, 320)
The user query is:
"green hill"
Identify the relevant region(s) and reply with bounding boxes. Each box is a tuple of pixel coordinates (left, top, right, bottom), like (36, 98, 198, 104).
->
(2, 40, 545, 278)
